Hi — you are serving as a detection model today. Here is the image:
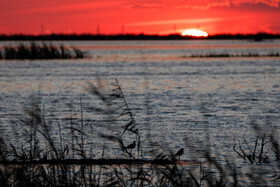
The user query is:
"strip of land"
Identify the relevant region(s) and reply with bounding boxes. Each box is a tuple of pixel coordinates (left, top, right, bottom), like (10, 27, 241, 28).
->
(1, 33, 280, 40)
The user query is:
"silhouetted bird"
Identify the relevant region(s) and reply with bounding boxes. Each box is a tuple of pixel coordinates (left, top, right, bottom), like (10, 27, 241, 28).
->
(126, 141, 136, 149)
(175, 148, 184, 162)
(125, 141, 136, 156)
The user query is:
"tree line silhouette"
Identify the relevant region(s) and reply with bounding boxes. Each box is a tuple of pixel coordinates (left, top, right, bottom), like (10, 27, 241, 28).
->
(0, 33, 279, 41)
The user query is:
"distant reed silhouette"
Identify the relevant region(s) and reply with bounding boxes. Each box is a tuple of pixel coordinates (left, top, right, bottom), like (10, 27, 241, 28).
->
(188, 52, 280, 58)
(0, 42, 86, 60)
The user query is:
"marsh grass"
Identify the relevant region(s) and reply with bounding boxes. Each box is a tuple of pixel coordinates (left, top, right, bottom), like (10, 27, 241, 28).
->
(188, 52, 280, 58)
(0, 79, 280, 186)
(0, 42, 86, 60)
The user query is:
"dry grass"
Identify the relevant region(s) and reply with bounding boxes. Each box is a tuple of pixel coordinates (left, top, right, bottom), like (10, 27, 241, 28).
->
(0, 42, 86, 60)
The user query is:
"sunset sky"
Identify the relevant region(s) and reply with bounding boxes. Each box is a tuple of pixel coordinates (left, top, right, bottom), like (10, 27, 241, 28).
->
(1, 0, 280, 35)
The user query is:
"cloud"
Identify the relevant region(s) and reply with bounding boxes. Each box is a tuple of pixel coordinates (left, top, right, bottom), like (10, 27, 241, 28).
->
(125, 0, 280, 10)
(129, 18, 223, 26)
(128, 16, 247, 26)
(3, 0, 280, 15)
(1, 1, 125, 15)
(130, 3, 164, 9)
(224, 1, 280, 12)
(181, 0, 280, 8)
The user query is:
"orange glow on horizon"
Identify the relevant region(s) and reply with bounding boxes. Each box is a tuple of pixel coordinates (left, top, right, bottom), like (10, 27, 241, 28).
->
(181, 29, 208, 37)
(1, 0, 280, 35)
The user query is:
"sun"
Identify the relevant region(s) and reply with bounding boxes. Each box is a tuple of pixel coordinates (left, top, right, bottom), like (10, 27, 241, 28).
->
(181, 29, 208, 37)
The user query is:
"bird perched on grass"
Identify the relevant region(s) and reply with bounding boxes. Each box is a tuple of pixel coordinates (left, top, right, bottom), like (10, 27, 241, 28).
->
(125, 141, 136, 157)
(174, 148, 184, 162)
(126, 141, 136, 149)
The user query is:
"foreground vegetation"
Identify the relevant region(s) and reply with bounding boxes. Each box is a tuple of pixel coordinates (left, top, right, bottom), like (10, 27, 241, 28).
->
(0, 80, 279, 186)
(0, 43, 85, 60)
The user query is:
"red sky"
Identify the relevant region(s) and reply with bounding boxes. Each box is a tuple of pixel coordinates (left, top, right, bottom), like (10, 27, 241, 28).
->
(1, 0, 280, 35)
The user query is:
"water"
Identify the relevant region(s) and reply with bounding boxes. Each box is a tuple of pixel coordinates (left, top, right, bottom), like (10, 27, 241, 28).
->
(0, 40, 280, 165)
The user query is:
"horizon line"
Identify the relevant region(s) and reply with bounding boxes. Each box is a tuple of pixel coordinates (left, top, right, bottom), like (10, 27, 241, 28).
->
(1, 32, 280, 41)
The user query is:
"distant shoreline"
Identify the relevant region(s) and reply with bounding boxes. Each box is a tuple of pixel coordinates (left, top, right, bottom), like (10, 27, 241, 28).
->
(1, 33, 280, 41)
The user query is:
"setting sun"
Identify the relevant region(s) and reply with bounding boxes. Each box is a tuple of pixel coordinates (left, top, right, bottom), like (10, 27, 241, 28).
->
(181, 29, 208, 37)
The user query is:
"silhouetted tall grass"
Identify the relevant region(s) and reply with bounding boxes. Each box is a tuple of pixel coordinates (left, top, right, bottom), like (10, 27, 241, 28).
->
(0, 42, 86, 60)
(188, 52, 280, 58)
(0, 79, 279, 186)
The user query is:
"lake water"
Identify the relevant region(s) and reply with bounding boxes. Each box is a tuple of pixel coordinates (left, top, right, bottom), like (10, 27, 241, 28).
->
(0, 40, 280, 168)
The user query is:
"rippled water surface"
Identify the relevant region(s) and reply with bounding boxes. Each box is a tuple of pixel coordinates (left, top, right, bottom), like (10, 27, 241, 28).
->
(0, 40, 280, 164)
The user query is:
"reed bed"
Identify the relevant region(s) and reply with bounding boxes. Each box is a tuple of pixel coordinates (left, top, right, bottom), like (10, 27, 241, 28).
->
(188, 52, 280, 58)
(0, 79, 279, 186)
(0, 43, 86, 60)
